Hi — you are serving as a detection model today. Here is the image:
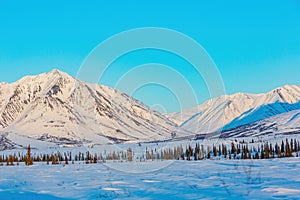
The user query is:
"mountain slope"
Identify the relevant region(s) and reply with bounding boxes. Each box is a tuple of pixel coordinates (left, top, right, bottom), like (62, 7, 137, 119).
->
(170, 85, 300, 134)
(0, 70, 186, 146)
(223, 101, 300, 130)
(218, 109, 300, 138)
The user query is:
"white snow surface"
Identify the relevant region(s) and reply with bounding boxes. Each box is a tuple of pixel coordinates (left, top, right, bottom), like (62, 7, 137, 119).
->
(0, 129, 299, 199)
(0, 158, 299, 199)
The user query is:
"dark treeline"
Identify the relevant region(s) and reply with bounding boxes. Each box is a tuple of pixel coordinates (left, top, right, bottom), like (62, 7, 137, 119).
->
(0, 138, 299, 166)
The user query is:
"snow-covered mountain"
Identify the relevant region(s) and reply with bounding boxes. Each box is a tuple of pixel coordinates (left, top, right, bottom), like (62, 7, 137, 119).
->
(169, 85, 300, 134)
(0, 70, 186, 147)
(218, 109, 300, 138)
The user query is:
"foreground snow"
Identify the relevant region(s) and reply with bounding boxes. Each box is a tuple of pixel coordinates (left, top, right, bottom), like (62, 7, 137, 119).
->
(0, 158, 300, 199)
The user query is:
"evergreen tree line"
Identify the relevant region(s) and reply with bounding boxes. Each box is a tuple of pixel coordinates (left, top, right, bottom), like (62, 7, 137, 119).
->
(0, 138, 299, 166)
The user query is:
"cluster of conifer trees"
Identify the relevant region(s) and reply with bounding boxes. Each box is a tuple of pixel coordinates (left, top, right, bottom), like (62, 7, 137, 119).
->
(0, 138, 299, 166)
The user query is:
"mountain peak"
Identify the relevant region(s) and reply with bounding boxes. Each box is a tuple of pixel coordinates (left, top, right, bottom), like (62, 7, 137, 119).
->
(271, 84, 300, 92)
(46, 69, 73, 79)
(49, 69, 62, 75)
(282, 84, 300, 91)
(266, 84, 300, 104)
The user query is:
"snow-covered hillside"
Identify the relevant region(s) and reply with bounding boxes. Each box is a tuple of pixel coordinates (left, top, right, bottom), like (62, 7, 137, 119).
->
(169, 85, 300, 134)
(0, 70, 186, 147)
(218, 109, 300, 138)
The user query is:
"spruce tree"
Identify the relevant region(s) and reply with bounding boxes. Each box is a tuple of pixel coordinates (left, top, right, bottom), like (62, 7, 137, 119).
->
(25, 145, 33, 166)
(231, 141, 236, 154)
(65, 156, 68, 165)
(52, 155, 58, 165)
(93, 154, 97, 163)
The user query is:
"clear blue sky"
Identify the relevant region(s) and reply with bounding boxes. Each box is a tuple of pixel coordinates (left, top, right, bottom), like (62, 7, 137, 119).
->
(0, 1, 300, 112)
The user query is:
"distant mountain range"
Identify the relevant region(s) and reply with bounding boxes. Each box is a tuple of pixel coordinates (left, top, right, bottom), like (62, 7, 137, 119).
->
(0, 69, 299, 148)
(168, 84, 300, 136)
(0, 70, 187, 148)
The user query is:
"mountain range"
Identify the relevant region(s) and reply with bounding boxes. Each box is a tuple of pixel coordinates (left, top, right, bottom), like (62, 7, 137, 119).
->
(0, 70, 187, 148)
(0, 70, 300, 148)
(169, 84, 300, 136)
